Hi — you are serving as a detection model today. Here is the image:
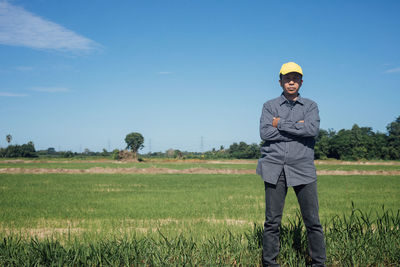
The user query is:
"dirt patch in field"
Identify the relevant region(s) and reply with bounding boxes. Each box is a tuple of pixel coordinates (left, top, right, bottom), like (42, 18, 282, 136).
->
(314, 160, 400, 166)
(0, 159, 116, 164)
(317, 170, 400, 175)
(0, 159, 257, 164)
(203, 218, 251, 226)
(3, 227, 83, 239)
(206, 160, 257, 164)
(1, 167, 400, 175)
(123, 218, 252, 227)
(0, 167, 254, 174)
(3, 158, 398, 166)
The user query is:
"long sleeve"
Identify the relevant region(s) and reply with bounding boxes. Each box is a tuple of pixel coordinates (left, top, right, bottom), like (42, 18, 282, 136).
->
(277, 101, 320, 137)
(260, 102, 294, 141)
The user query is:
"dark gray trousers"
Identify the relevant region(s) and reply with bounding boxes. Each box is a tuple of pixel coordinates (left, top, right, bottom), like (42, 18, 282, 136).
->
(262, 170, 326, 266)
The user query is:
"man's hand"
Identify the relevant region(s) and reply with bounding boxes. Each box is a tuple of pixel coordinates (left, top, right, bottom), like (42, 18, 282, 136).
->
(297, 120, 304, 123)
(272, 117, 280, 128)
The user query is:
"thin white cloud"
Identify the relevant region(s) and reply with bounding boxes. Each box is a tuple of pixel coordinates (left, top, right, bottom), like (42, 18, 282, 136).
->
(384, 67, 400, 74)
(0, 92, 28, 97)
(0, 1, 100, 53)
(157, 71, 173, 75)
(31, 86, 69, 93)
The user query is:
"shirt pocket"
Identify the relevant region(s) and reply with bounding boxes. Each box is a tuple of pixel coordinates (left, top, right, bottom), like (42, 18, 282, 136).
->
(292, 106, 306, 123)
(277, 106, 289, 119)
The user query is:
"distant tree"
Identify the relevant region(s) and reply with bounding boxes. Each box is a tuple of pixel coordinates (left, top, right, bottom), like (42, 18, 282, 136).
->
(47, 147, 56, 155)
(125, 132, 144, 159)
(2, 141, 37, 158)
(374, 132, 389, 160)
(101, 148, 109, 157)
(174, 149, 183, 159)
(112, 149, 120, 160)
(229, 141, 260, 159)
(325, 123, 393, 160)
(61, 151, 74, 158)
(314, 129, 330, 159)
(6, 134, 12, 144)
(4, 145, 21, 157)
(387, 116, 400, 136)
(329, 125, 367, 160)
(21, 141, 37, 157)
(386, 116, 400, 160)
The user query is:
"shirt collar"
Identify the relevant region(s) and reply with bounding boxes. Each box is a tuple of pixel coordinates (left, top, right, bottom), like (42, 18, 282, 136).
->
(280, 93, 304, 105)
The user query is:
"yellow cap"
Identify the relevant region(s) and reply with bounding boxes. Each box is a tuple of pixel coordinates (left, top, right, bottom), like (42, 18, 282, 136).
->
(280, 62, 303, 76)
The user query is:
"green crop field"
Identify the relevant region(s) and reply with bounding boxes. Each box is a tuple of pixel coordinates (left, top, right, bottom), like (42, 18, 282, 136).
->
(0, 160, 399, 265)
(0, 161, 256, 170)
(1, 158, 400, 172)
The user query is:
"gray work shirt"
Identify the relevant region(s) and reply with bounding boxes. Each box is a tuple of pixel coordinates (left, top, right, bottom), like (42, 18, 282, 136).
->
(256, 94, 320, 186)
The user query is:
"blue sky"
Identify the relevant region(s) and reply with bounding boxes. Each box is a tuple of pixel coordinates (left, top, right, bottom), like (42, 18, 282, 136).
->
(1, 0, 399, 153)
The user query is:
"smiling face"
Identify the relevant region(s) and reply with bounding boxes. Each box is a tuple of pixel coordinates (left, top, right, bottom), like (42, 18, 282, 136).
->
(279, 72, 303, 98)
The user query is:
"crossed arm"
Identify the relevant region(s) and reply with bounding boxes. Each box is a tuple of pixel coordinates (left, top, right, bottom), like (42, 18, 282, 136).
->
(260, 101, 320, 142)
(260, 102, 294, 141)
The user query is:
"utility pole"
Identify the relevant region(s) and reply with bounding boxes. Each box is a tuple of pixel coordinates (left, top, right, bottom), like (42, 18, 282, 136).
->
(149, 139, 152, 153)
(200, 136, 204, 152)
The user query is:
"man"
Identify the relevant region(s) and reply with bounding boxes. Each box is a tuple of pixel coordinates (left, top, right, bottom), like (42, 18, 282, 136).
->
(256, 62, 326, 266)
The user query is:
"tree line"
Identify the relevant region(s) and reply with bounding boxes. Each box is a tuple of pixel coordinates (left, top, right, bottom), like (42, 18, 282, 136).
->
(0, 141, 37, 158)
(1, 116, 399, 160)
(148, 116, 400, 161)
(314, 116, 400, 160)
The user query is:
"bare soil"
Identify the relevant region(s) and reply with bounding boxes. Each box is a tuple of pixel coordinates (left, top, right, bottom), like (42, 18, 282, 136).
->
(1, 167, 399, 175)
(2, 227, 83, 239)
(314, 160, 400, 166)
(1, 217, 253, 239)
(1, 159, 399, 165)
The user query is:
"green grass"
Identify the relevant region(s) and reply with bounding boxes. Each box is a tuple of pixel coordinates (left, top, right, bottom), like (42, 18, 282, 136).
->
(1, 208, 399, 266)
(0, 160, 399, 265)
(0, 173, 263, 239)
(1, 173, 399, 240)
(1, 158, 400, 171)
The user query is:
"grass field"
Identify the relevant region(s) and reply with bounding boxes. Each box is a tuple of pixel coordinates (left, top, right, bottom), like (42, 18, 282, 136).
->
(1, 158, 400, 172)
(0, 159, 399, 265)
